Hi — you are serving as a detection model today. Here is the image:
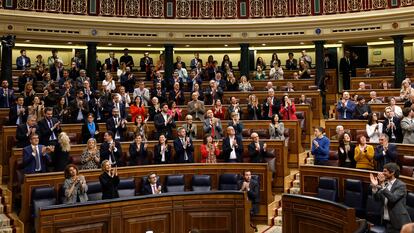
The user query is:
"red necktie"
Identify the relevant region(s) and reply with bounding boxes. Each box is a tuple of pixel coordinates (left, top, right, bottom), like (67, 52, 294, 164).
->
(268, 100, 273, 118)
(211, 120, 215, 138)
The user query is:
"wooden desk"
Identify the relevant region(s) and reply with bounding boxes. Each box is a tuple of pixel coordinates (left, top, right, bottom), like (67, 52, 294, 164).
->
(324, 120, 367, 139)
(345, 89, 400, 100)
(282, 194, 358, 233)
(1, 120, 301, 181)
(350, 76, 394, 89)
(21, 163, 272, 229)
(356, 67, 414, 77)
(300, 165, 414, 201)
(38, 191, 251, 233)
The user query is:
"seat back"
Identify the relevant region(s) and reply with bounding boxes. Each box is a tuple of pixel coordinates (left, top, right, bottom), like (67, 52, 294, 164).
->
(219, 174, 239, 190)
(316, 177, 338, 202)
(365, 189, 382, 225)
(86, 181, 102, 201)
(406, 192, 414, 221)
(344, 179, 365, 218)
(165, 175, 185, 193)
(191, 175, 212, 192)
(118, 178, 136, 197)
(31, 187, 56, 217)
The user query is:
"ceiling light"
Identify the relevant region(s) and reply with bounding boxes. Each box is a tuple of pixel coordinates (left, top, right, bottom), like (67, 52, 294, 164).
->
(107, 43, 112, 46)
(185, 45, 190, 47)
(300, 42, 304, 45)
(67, 42, 72, 44)
(224, 44, 228, 47)
(262, 43, 266, 46)
(338, 40, 344, 43)
(24, 39, 31, 42)
(379, 37, 384, 40)
(147, 44, 152, 47)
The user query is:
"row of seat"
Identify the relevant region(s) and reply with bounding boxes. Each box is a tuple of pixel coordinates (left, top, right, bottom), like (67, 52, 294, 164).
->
(31, 173, 258, 217)
(317, 177, 414, 232)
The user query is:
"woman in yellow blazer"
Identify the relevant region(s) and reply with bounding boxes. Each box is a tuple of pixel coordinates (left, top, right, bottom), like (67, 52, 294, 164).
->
(354, 135, 375, 170)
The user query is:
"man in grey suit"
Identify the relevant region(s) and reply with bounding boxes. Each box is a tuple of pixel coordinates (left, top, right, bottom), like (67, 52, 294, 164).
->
(203, 110, 223, 140)
(401, 107, 414, 144)
(188, 92, 205, 121)
(370, 163, 411, 233)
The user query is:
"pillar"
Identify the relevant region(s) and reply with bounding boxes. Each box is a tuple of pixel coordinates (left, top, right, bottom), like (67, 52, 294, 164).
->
(86, 42, 98, 89)
(164, 44, 174, 81)
(314, 40, 327, 118)
(240, 43, 250, 77)
(392, 35, 405, 88)
(1, 35, 15, 87)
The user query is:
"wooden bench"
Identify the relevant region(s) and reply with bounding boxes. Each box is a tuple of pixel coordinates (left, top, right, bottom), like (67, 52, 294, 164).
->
(282, 194, 359, 233)
(38, 191, 251, 233)
(356, 67, 414, 77)
(1, 120, 301, 181)
(350, 76, 394, 89)
(21, 163, 273, 228)
(324, 120, 367, 139)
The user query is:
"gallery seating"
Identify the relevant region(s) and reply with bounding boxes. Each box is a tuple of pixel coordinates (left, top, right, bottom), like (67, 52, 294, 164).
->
(316, 177, 338, 202)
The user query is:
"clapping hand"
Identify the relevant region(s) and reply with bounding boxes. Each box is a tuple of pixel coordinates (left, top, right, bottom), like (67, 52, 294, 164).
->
(370, 173, 378, 186)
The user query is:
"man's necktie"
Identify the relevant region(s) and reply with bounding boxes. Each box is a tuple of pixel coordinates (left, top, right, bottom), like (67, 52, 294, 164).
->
(34, 146, 41, 171)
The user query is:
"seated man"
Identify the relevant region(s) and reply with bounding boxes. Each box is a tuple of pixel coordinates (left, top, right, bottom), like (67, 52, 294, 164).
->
(311, 127, 330, 165)
(368, 91, 382, 104)
(141, 172, 162, 195)
(358, 81, 366, 90)
(353, 96, 372, 120)
(22, 133, 53, 174)
(248, 133, 267, 163)
(331, 125, 344, 140)
(286, 82, 294, 92)
(228, 112, 244, 137)
(374, 134, 397, 171)
(336, 92, 355, 120)
(264, 81, 274, 91)
(238, 170, 260, 231)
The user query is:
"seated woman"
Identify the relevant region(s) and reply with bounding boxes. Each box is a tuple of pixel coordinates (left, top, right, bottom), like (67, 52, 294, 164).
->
(239, 75, 253, 92)
(63, 164, 88, 204)
(153, 134, 172, 164)
(81, 113, 100, 144)
(226, 74, 238, 91)
(129, 134, 148, 166)
(279, 95, 297, 120)
(269, 114, 285, 140)
(28, 96, 45, 121)
(130, 96, 147, 123)
(53, 132, 71, 172)
(200, 134, 220, 163)
(102, 73, 116, 92)
(167, 101, 182, 121)
(366, 113, 383, 143)
(298, 60, 311, 79)
(247, 94, 261, 120)
(254, 65, 266, 80)
(354, 135, 374, 170)
(379, 80, 392, 90)
(389, 97, 403, 118)
(269, 60, 284, 80)
(134, 115, 149, 141)
(81, 138, 101, 170)
(400, 79, 412, 101)
(212, 99, 226, 120)
(99, 160, 119, 200)
(338, 132, 356, 168)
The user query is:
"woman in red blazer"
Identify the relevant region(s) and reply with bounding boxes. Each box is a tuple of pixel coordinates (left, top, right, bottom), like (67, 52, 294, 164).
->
(279, 95, 297, 120)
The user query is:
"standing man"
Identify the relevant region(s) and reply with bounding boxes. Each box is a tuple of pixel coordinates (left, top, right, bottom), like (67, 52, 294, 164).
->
(336, 92, 356, 120)
(374, 134, 397, 171)
(100, 131, 123, 166)
(37, 107, 61, 146)
(248, 132, 267, 163)
(188, 92, 205, 121)
(154, 103, 176, 139)
(222, 126, 243, 162)
(340, 51, 352, 90)
(0, 80, 14, 108)
(262, 88, 280, 120)
(190, 53, 202, 69)
(238, 170, 260, 232)
(203, 110, 223, 140)
(16, 49, 31, 70)
(139, 52, 153, 71)
(370, 163, 411, 233)
(22, 134, 53, 174)
(120, 48, 134, 69)
(105, 51, 119, 72)
(173, 127, 194, 163)
(311, 127, 330, 165)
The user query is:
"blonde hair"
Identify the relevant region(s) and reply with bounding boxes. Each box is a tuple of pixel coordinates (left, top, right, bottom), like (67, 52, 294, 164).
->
(58, 132, 71, 152)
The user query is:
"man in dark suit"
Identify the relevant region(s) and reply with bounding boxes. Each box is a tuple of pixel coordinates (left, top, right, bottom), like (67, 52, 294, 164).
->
(70, 90, 89, 123)
(109, 94, 127, 119)
(16, 115, 38, 148)
(139, 52, 153, 72)
(173, 56, 186, 70)
(248, 132, 268, 163)
(37, 107, 61, 146)
(0, 80, 14, 108)
(340, 51, 352, 90)
(173, 127, 194, 163)
(105, 51, 119, 72)
(374, 134, 397, 172)
(120, 66, 136, 93)
(16, 49, 31, 70)
(141, 172, 162, 195)
(50, 59, 64, 81)
(204, 80, 223, 105)
(238, 170, 260, 231)
(285, 52, 298, 70)
(190, 53, 202, 69)
(154, 103, 176, 139)
(120, 48, 134, 69)
(370, 163, 412, 233)
(383, 107, 403, 143)
(22, 134, 52, 174)
(262, 88, 280, 120)
(9, 96, 27, 126)
(18, 69, 34, 92)
(222, 126, 243, 162)
(100, 131, 123, 166)
(151, 82, 166, 105)
(106, 108, 127, 141)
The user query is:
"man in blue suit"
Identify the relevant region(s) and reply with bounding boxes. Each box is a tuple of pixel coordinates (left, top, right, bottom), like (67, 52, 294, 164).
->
(16, 49, 31, 70)
(0, 80, 14, 108)
(22, 134, 53, 174)
(336, 91, 356, 119)
(173, 127, 194, 163)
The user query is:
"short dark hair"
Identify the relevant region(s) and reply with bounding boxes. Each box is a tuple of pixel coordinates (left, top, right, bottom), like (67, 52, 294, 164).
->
(45, 107, 53, 114)
(106, 131, 114, 138)
(384, 163, 400, 178)
(242, 170, 251, 176)
(403, 107, 412, 117)
(20, 49, 26, 53)
(356, 95, 364, 101)
(356, 134, 367, 144)
(160, 102, 168, 108)
(288, 52, 294, 56)
(314, 126, 324, 133)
